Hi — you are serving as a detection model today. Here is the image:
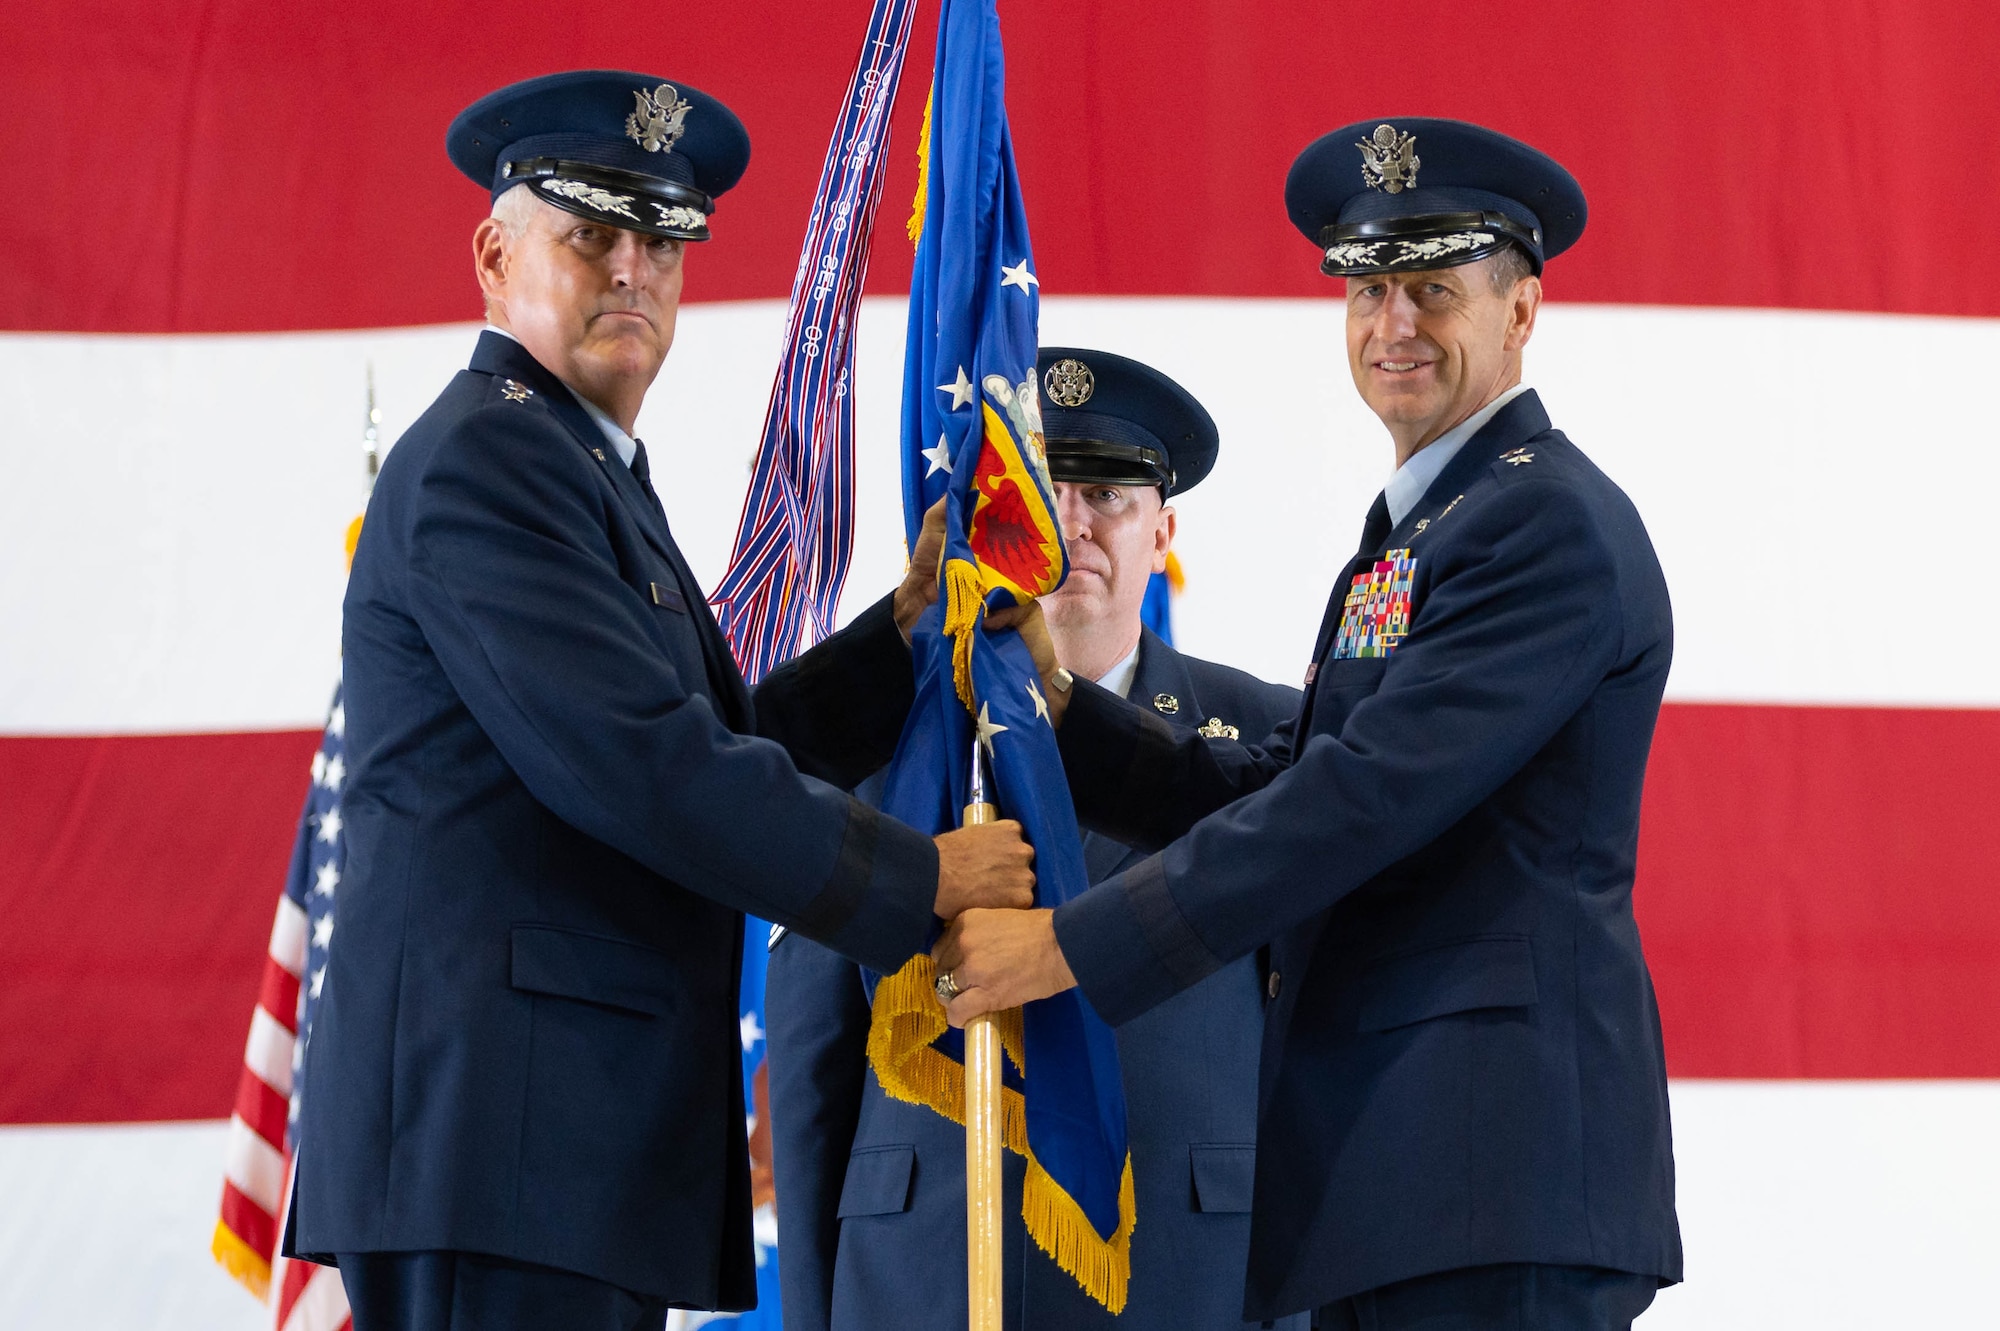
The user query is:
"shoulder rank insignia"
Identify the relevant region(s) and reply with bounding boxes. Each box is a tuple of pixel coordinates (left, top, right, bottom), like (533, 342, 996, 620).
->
(1358, 124, 1420, 193)
(1153, 693, 1180, 715)
(500, 379, 533, 403)
(1197, 717, 1240, 740)
(626, 83, 692, 154)
(1499, 447, 1535, 466)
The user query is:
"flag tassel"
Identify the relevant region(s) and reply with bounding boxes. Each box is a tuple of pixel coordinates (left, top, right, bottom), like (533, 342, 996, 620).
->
(941, 557, 984, 711)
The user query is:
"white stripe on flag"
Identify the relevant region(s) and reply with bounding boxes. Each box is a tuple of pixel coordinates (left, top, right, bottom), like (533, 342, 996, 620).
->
(243, 1005, 296, 1097)
(5, 299, 1998, 731)
(279, 1265, 352, 1331)
(220, 1113, 287, 1215)
(270, 896, 308, 977)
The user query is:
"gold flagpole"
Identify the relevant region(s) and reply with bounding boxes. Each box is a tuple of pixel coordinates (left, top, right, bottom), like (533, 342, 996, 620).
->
(963, 741, 1004, 1331)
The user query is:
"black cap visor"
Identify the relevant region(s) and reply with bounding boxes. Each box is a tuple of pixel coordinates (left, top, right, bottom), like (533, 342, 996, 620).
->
(1046, 437, 1175, 493)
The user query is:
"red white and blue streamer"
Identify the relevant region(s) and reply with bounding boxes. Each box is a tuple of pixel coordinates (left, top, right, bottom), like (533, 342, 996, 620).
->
(709, 0, 922, 684)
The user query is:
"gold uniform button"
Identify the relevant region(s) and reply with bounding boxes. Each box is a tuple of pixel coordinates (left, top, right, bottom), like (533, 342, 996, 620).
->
(1267, 971, 1281, 1000)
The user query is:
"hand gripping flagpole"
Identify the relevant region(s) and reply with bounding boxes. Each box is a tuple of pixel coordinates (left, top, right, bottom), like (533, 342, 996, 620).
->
(963, 741, 1004, 1330)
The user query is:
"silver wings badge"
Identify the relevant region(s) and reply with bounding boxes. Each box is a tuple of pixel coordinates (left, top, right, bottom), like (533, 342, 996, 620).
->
(1358, 124, 1420, 193)
(626, 84, 692, 154)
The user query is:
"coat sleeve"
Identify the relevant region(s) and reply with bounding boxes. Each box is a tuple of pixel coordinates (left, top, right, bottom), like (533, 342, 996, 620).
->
(1055, 683, 1296, 853)
(765, 933, 874, 1331)
(1053, 480, 1626, 1025)
(753, 594, 916, 790)
(404, 407, 937, 973)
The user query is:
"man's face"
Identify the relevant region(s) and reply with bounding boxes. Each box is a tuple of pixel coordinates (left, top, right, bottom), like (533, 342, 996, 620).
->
(476, 195, 685, 411)
(1044, 481, 1174, 635)
(1344, 257, 1538, 449)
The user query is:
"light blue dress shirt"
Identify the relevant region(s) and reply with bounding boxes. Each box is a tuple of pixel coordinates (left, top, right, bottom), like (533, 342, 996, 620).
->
(1382, 382, 1532, 527)
(483, 324, 638, 467)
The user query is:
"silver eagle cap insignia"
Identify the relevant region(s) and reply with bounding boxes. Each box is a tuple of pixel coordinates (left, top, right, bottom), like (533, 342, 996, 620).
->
(1358, 124, 1420, 193)
(1043, 358, 1095, 407)
(626, 83, 692, 154)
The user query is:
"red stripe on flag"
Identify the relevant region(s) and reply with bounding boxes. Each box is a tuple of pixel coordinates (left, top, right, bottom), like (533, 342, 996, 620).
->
(219, 1177, 277, 1261)
(235, 1060, 293, 1149)
(1639, 703, 2000, 1077)
(4, 705, 1998, 1124)
(260, 963, 302, 1039)
(0, 731, 319, 1123)
(4, 2, 1998, 331)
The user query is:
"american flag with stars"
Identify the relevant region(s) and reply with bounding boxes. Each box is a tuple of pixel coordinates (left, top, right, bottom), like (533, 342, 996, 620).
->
(211, 681, 353, 1331)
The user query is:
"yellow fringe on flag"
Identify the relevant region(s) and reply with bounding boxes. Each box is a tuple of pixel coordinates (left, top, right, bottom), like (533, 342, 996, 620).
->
(868, 953, 1027, 1150)
(907, 89, 934, 248)
(940, 556, 984, 712)
(210, 1218, 272, 1302)
(1025, 1149, 1137, 1315)
(344, 513, 365, 571)
(1163, 548, 1184, 593)
(866, 954, 1137, 1312)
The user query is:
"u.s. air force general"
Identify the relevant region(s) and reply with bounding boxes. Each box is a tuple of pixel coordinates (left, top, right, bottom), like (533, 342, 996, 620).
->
(934, 120, 1683, 1329)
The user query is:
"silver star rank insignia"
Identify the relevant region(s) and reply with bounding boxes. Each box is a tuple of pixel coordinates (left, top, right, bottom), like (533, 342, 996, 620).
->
(1499, 448, 1535, 466)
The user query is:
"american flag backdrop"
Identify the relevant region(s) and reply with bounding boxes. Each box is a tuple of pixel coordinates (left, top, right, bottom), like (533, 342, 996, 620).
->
(2, 3, 1999, 1328)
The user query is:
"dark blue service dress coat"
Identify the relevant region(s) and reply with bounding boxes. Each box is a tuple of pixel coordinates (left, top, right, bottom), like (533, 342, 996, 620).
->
(288, 331, 939, 1312)
(767, 632, 1308, 1331)
(1049, 392, 1684, 1319)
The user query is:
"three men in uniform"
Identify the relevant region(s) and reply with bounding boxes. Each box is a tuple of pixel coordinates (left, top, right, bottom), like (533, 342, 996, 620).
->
(295, 63, 1681, 1331)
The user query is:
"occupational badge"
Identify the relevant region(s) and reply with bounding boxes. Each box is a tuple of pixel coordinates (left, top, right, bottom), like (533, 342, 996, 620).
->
(1330, 548, 1417, 659)
(500, 379, 533, 403)
(1357, 124, 1420, 193)
(626, 83, 692, 154)
(1197, 718, 1240, 740)
(1043, 357, 1095, 407)
(1153, 693, 1180, 715)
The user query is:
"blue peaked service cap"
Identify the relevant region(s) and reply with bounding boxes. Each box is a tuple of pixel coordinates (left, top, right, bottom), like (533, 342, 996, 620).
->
(447, 70, 751, 242)
(1038, 348, 1218, 498)
(1286, 118, 1586, 277)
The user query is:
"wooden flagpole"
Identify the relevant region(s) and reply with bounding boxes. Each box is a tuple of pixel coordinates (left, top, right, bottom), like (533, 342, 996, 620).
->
(963, 744, 1004, 1331)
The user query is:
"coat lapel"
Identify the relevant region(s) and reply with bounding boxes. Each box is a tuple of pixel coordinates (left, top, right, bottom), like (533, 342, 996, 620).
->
(1386, 388, 1553, 548)
(466, 331, 754, 730)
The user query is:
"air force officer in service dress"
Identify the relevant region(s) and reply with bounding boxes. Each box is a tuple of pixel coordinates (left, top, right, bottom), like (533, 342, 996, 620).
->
(766, 349, 1306, 1331)
(285, 71, 1034, 1331)
(933, 121, 1682, 1330)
